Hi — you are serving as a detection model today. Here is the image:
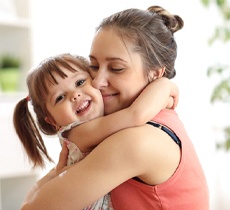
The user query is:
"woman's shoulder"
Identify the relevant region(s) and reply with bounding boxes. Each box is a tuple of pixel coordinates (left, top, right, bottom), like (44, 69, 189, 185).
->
(103, 124, 175, 151)
(100, 124, 180, 184)
(101, 125, 176, 163)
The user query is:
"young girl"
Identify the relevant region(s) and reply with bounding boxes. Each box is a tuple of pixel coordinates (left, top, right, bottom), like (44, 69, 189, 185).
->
(14, 53, 178, 209)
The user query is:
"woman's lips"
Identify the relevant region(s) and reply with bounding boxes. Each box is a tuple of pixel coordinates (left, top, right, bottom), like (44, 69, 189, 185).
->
(102, 93, 118, 100)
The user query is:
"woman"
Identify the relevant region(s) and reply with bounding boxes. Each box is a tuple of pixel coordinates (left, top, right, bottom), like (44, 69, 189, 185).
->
(21, 5, 209, 210)
(14, 53, 175, 210)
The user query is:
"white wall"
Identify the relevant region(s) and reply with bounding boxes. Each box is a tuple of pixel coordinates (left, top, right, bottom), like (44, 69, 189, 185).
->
(30, 1, 230, 209)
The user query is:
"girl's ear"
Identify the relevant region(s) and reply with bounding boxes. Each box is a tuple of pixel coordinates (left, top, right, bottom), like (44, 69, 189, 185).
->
(45, 117, 60, 131)
(45, 116, 53, 125)
(148, 67, 165, 82)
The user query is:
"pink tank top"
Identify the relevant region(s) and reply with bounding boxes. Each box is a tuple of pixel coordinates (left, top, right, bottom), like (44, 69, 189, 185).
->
(111, 109, 209, 210)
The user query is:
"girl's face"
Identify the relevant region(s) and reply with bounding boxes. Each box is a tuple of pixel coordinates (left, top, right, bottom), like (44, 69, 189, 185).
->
(45, 66, 104, 127)
(89, 29, 149, 115)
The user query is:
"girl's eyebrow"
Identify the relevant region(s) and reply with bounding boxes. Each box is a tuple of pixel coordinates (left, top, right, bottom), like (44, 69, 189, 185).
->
(89, 55, 127, 63)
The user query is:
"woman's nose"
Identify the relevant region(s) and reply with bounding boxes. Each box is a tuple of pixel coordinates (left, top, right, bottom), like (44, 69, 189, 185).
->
(91, 70, 108, 89)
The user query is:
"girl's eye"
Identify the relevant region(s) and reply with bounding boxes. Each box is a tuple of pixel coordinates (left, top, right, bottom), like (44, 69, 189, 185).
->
(75, 79, 85, 87)
(55, 95, 65, 104)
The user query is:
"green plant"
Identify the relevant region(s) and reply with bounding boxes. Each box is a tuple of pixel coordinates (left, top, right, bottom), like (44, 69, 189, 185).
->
(201, 0, 230, 151)
(0, 54, 21, 69)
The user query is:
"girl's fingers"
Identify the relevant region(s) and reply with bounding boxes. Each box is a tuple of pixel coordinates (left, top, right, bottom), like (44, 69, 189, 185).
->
(56, 141, 69, 174)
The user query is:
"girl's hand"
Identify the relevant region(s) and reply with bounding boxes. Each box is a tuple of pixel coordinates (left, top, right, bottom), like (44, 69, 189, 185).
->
(55, 140, 73, 176)
(167, 80, 179, 109)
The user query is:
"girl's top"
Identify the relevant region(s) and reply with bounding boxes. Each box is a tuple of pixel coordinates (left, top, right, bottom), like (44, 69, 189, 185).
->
(58, 121, 87, 165)
(58, 122, 114, 210)
(111, 109, 209, 210)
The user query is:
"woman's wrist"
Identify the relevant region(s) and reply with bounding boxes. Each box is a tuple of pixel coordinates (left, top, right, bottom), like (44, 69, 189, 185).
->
(36, 168, 56, 187)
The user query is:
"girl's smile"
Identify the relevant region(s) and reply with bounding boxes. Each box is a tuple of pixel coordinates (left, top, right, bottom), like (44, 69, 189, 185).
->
(45, 66, 104, 127)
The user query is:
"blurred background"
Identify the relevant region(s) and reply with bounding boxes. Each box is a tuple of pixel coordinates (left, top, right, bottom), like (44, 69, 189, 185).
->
(0, 0, 229, 209)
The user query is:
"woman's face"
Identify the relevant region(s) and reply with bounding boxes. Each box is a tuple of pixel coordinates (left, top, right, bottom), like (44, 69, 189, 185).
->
(89, 29, 149, 115)
(45, 66, 104, 127)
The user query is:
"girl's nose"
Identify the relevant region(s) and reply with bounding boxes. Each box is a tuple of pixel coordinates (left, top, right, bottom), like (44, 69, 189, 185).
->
(71, 93, 81, 102)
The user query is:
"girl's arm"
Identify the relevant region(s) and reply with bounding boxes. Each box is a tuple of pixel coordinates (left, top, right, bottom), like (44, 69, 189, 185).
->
(68, 77, 179, 151)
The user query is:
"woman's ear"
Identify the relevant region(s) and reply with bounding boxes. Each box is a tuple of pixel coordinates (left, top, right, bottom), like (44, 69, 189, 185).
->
(156, 67, 165, 78)
(148, 67, 165, 82)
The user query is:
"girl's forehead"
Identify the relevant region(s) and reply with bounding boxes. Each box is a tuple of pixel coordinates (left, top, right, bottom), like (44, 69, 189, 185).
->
(51, 67, 89, 83)
(58, 64, 88, 75)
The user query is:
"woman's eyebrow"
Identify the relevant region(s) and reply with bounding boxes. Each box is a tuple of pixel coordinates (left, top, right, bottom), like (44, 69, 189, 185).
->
(106, 57, 127, 63)
(89, 55, 127, 63)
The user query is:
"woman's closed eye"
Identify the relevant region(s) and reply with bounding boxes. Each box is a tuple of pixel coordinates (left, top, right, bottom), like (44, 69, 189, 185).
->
(110, 67, 124, 72)
(89, 65, 124, 72)
(89, 65, 99, 72)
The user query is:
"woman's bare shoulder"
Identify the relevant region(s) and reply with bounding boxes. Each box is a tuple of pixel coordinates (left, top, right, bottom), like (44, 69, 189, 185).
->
(98, 124, 181, 185)
(95, 125, 164, 170)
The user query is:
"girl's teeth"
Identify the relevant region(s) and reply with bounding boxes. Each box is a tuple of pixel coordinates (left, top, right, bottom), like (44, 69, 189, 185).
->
(77, 101, 89, 113)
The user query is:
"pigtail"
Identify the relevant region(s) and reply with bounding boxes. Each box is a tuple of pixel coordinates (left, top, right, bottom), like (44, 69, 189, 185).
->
(148, 6, 184, 33)
(13, 98, 53, 168)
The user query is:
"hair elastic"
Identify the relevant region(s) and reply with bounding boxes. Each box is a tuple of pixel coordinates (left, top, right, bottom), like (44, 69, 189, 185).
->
(26, 95, 31, 102)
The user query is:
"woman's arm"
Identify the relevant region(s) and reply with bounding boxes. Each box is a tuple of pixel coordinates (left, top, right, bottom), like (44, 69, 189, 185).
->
(68, 77, 179, 151)
(21, 142, 69, 206)
(21, 123, 180, 210)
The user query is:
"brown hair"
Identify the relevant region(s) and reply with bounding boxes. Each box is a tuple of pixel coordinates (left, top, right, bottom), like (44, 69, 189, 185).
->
(96, 5, 184, 79)
(13, 53, 89, 168)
